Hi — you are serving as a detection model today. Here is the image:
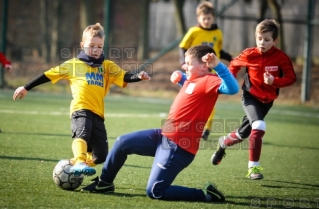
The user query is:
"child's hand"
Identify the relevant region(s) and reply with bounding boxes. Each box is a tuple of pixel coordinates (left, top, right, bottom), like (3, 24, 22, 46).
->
(138, 71, 151, 80)
(202, 53, 220, 69)
(5, 64, 13, 73)
(263, 71, 274, 85)
(13, 86, 27, 100)
(170, 71, 182, 84)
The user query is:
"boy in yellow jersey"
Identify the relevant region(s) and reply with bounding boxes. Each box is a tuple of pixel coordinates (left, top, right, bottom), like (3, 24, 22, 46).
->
(179, 1, 232, 140)
(13, 23, 150, 176)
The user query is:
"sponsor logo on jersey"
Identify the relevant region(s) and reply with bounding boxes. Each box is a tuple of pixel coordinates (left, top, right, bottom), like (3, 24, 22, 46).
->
(86, 72, 104, 87)
(265, 66, 278, 72)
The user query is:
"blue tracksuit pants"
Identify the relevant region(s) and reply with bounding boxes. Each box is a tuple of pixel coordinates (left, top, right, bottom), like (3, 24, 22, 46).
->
(100, 128, 206, 201)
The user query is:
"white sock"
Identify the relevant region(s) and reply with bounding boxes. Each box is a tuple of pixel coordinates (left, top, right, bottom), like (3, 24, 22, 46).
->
(248, 161, 260, 168)
(219, 136, 226, 149)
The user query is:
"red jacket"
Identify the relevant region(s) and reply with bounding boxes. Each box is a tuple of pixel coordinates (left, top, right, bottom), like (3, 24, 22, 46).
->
(0, 52, 11, 67)
(229, 46, 296, 103)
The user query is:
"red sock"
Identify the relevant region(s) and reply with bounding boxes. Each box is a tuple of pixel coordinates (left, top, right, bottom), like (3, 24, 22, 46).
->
(249, 129, 265, 162)
(224, 131, 243, 147)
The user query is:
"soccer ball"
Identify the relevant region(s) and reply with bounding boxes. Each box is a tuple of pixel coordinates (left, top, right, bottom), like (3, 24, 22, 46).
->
(52, 159, 84, 190)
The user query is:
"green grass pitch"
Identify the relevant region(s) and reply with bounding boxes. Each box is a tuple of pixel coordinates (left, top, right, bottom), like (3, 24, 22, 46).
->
(0, 90, 318, 208)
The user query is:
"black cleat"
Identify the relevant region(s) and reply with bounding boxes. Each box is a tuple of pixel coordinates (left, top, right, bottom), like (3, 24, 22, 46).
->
(81, 177, 115, 193)
(211, 137, 226, 165)
(203, 182, 225, 202)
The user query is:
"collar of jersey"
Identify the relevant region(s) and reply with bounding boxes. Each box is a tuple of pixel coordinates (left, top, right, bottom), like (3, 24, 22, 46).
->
(77, 51, 105, 68)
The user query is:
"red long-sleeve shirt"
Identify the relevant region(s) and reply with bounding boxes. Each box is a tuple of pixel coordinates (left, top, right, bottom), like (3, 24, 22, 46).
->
(229, 46, 296, 103)
(0, 52, 11, 67)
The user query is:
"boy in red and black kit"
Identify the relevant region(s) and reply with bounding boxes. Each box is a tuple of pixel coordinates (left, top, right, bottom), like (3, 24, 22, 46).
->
(211, 19, 296, 180)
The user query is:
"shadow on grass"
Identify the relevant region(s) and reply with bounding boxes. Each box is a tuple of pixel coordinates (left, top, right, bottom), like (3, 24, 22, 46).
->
(123, 164, 151, 169)
(262, 179, 319, 188)
(262, 141, 319, 150)
(0, 155, 58, 162)
(75, 190, 147, 198)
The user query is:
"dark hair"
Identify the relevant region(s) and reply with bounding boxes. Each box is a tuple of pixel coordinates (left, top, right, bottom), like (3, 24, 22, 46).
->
(185, 45, 216, 63)
(196, 1, 215, 16)
(256, 19, 280, 40)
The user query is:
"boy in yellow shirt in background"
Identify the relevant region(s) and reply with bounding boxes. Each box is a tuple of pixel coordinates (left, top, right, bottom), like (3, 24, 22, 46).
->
(13, 23, 150, 176)
(179, 1, 232, 140)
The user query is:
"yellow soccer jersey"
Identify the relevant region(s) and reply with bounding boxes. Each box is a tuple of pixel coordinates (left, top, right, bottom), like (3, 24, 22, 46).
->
(44, 59, 127, 119)
(179, 26, 223, 58)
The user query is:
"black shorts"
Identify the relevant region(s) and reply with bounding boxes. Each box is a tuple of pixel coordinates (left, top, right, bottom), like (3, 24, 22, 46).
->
(71, 109, 108, 164)
(237, 91, 273, 138)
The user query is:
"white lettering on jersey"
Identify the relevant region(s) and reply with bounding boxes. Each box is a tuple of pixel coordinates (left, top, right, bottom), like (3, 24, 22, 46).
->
(265, 66, 278, 72)
(185, 83, 196, 94)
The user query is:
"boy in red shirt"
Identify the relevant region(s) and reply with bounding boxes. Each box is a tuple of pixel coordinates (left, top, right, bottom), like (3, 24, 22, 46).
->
(211, 19, 296, 180)
(80, 45, 239, 202)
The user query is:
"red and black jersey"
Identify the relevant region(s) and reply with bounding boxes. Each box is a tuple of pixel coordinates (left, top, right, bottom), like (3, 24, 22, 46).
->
(229, 46, 296, 103)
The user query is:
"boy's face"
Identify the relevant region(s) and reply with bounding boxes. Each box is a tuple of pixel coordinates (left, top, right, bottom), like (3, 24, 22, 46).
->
(183, 55, 207, 81)
(81, 36, 104, 59)
(197, 14, 214, 29)
(255, 32, 278, 53)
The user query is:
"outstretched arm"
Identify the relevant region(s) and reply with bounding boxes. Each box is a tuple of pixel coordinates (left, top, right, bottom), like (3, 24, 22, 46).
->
(13, 73, 50, 100)
(124, 71, 151, 83)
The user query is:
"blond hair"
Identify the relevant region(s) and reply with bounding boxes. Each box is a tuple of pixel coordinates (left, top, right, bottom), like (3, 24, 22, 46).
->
(256, 19, 280, 40)
(196, 1, 215, 17)
(82, 23, 105, 41)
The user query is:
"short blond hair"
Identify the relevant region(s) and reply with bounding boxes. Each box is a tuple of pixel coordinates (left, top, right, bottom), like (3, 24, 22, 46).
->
(256, 19, 280, 40)
(82, 23, 105, 41)
(196, 1, 215, 17)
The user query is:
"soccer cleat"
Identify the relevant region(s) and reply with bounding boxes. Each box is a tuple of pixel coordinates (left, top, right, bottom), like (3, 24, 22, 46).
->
(201, 129, 210, 141)
(202, 182, 225, 202)
(211, 137, 226, 165)
(246, 166, 264, 180)
(81, 177, 115, 193)
(70, 162, 96, 176)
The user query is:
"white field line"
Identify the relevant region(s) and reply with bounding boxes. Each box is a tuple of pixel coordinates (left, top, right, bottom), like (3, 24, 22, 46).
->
(0, 109, 168, 117)
(0, 108, 318, 118)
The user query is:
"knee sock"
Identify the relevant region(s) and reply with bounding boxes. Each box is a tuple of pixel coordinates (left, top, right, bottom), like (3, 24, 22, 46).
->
(222, 130, 244, 148)
(249, 129, 265, 166)
(71, 138, 88, 165)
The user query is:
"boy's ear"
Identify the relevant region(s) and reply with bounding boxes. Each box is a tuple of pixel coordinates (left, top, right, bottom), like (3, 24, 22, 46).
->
(80, 42, 84, 49)
(274, 38, 279, 44)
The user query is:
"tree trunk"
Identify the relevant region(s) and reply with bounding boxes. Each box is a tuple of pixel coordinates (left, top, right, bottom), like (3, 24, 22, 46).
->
(50, 0, 60, 63)
(40, 0, 49, 62)
(258, 0, 284, 50)
(173, 0, 186, 37)
(267, 0, 284, 51)
(80, 0, 95, 31)
(137, 0, 150, 60)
